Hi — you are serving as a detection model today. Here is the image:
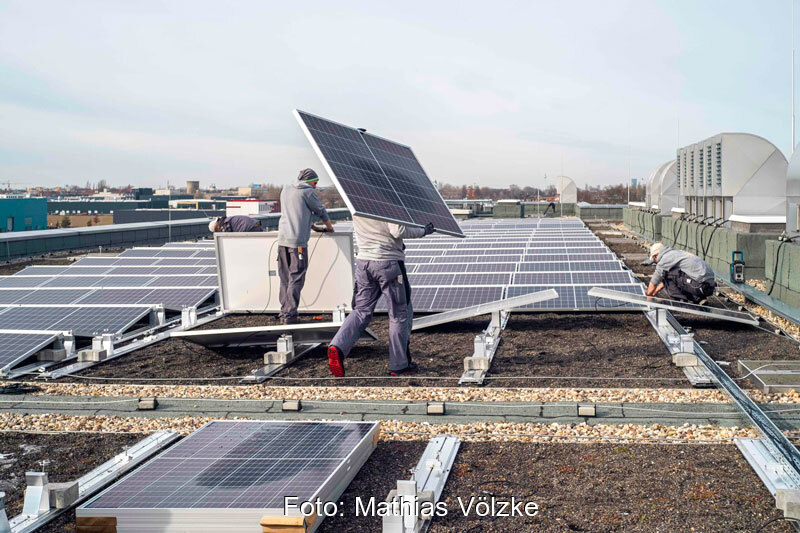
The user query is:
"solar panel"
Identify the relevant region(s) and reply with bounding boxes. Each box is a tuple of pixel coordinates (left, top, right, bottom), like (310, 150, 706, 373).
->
(431, 286, 504, 310)
(0, 332, 57, 373)
(455, 273, 512, 285)
(78, 289, 157, 306)
(0, 290, 26, 304)
(12, 266, 70, 276)
(52, 306, 153, 336)
(145, 288, 217, 310)
(40, 277, 101, 288)
(148, 276, 214, 287)
(406, 273, 456, 286)
(506, 285, 575, 309)
(15, 289, 92, 305)
(586, 287, 757, 322)
(0, 276, 51, 288)
(0, 306, 151, 336)
(79, 421, 379, 531)
(572, 271, 637, 284)
(0, 307, 76, 331)
(514, 272, 572, 285)
(295, 109, 464, 237)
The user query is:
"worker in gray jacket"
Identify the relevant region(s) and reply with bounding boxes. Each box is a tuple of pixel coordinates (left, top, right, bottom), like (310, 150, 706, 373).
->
(276, 168, 333, 324)
(646, 242, 716, 304)
(328, 217, 434, 377)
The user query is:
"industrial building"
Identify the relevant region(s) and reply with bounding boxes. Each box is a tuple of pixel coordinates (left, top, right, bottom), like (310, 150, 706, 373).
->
(0, 196, 47, 232)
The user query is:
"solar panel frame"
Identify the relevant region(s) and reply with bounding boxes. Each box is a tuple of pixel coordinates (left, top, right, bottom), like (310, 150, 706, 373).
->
(295, 109, 464, 237)
(79, 420, 380, 530)
(0, 332, 58, 374)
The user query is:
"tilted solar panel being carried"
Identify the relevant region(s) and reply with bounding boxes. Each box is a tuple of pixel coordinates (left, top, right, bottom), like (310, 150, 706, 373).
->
(295, 109, 464, 237)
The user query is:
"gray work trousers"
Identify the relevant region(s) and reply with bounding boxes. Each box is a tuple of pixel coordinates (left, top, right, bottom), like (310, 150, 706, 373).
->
(277, 245, 308, 321)
(330, 259, 413, 372)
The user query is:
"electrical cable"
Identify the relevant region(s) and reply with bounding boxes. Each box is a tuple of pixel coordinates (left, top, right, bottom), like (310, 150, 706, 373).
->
(754, 516, 800, 532)
(766, 236, 799, 296)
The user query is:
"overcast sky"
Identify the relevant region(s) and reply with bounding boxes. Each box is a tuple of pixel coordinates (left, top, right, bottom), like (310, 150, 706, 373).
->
(0, 0, 795, 190)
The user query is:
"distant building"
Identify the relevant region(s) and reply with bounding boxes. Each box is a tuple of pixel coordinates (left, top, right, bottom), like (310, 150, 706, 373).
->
(0, 197, 47, 232)
(186, 181, 200, 195)
(226, 199, 276, 216)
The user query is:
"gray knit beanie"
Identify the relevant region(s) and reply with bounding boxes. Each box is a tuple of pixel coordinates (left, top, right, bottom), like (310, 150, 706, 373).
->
(298, 168, 319, 182)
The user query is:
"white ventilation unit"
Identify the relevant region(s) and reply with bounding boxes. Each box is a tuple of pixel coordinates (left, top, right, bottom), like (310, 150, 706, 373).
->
(555, 175, 578, 204)
(677, 133, 788, 220)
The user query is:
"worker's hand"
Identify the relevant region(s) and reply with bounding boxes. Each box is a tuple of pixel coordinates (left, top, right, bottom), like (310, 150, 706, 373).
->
(423, 222, 435, 235)
(311, 224, 326, 233)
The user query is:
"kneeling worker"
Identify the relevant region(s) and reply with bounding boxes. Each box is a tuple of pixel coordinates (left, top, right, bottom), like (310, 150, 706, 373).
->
(276, 168, 333, 324)
(646, 242, 716, 304)
(208, 215, 262, 233)
(327, 217, 435, 377)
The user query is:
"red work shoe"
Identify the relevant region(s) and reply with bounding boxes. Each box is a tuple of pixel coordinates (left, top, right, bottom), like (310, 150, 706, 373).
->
(388, 362, 419, 376)
(328, 345, 345, 377)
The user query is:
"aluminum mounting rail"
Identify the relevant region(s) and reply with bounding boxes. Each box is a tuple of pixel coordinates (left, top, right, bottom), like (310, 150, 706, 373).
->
(413, 289, 559, 331)
(661, 310, 800, 487)
(8, 431, 179, 533)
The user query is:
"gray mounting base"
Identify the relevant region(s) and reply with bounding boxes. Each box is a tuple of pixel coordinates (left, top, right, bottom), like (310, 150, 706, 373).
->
(459, 310, 509, 385)
(644, 309, 714, 387)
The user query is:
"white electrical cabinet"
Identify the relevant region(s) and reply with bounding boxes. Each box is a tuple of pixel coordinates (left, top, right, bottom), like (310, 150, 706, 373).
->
(215, 231, 355, 313)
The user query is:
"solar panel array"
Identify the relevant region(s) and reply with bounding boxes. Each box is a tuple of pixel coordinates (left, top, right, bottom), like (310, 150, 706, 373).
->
(82, 421, 376, 510)
(295, 110, 465, 237)
(0, 241, 219, 374)
(356, 218, 645, 311)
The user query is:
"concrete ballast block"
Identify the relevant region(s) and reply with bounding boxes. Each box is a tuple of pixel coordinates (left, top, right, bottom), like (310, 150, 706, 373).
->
(37, 348, 67, 362)
(776, 489, 800, 519)
(49, 481, 79, 509)
(77, 349, 107, 363)
(673, 353, 699, 367)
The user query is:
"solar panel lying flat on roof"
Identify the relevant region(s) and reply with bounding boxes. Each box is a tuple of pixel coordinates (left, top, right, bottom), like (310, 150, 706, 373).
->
(78, 421, 379, 532)
(295, 109, 464, 237)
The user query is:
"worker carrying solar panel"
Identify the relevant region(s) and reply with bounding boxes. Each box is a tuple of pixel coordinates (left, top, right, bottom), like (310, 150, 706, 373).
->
(327, 217, 434, 377)
(275, 168, 334, 324)
(646, 242, 716, 305)
(208, 215, 262, 233)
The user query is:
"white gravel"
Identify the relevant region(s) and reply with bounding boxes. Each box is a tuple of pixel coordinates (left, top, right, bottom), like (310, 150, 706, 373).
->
(0, 412, 764, 444)
(18, 382, 800, 405)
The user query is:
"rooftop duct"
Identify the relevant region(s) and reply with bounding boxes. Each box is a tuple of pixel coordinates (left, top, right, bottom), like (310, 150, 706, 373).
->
(556, 175, 578, 204)
(676, 133, 787, 221)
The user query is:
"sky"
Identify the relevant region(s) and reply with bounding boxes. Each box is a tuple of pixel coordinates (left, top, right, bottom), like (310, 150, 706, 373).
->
(0, 0, 795, 190)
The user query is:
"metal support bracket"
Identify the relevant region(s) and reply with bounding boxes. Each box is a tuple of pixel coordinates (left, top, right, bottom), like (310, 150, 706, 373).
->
(382, 436, 461, 533)
(181, 306, 198, 328)
(21, 473, 48, 518)
(242, 342, 320, 384)
(9, 431, 179, 533)
(459, 312, 507, 385)
(644, 309, 713, 387)
(333, 304, 347, 324)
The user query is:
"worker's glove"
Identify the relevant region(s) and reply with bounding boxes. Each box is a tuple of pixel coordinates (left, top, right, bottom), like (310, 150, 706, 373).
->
(311, 224, 327, 233)
(423, 222, 435, 235)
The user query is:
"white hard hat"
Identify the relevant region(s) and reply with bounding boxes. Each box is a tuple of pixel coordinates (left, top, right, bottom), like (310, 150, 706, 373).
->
(208, 218, 219, 233)
(649, 242, 664, 261)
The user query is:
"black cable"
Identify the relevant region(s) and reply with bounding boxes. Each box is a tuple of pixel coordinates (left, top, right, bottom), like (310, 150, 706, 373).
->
(754, 515, 800, 532)
(766, 238, 796, 296)
(700, 218, 727, 260)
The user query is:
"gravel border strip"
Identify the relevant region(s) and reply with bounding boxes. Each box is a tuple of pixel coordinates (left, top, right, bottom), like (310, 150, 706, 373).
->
(12, 382, 800, 405)
(0, 412, 766, 444)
